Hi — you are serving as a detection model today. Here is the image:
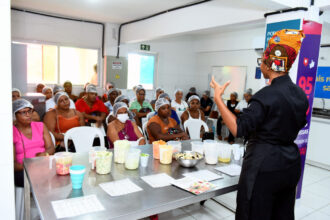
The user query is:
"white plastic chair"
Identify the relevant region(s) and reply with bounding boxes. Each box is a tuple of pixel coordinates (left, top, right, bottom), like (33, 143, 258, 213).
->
(142, 122, 149, 141)
(49, 132, 56, 146)
(64, 126, 105, 153)
(184, 119, 209, 140)
(146, 112, 155, 121)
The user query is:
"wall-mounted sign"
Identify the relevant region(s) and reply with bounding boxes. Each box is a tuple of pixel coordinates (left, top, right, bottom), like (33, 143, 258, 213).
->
(112, 61, 122, 70)
(314, 66, 330, 99)
(140, 44, 150, 51)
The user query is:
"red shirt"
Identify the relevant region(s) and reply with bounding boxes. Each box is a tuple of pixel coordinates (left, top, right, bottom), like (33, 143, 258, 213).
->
(75, 98, 108, 115)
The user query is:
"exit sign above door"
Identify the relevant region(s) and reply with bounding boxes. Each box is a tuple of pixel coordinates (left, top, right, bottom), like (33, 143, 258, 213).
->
(140, 44, 150, 51)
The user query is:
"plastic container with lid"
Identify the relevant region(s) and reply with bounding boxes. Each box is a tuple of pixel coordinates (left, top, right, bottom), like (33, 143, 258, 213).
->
(96, 151, 113, 174)
(159, 145, 173, 165)
(114, 140, 131, 164)
(204, 142, 218, 165)
(167, 141, 182, 154)
(152, 140, 166, 159)
(89, 147, 107, 169)
(125, 148, 141, 170)
(49, 152, 73, 175)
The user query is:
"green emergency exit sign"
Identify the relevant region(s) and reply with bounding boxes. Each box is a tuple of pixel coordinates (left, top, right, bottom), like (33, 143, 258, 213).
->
(140, 44, 150, 51)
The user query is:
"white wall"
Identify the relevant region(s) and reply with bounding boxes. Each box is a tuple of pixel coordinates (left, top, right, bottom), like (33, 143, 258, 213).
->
(0, 0, 15, 219)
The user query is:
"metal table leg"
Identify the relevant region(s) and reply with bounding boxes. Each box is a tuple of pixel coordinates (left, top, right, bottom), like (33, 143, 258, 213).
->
(24, 169, 30, 220)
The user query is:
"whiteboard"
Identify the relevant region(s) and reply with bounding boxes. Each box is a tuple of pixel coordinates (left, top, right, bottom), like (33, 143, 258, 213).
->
(210, 66, 247, 100)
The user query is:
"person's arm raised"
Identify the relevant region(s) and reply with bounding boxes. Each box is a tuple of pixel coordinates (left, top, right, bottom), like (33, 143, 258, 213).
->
(210, 76, 237, 136)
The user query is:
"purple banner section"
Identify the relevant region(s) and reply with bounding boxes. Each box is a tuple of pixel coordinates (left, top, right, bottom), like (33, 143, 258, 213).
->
(295, 20, 322, 198)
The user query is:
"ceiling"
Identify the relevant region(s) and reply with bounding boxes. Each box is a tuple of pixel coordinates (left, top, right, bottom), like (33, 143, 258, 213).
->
(11, 0, 291, 24)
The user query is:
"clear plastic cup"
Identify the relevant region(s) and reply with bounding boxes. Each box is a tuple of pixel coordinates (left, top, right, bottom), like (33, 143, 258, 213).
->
(96, 151, 113, 175)
(204, 142, 218, 164)
(218, 144, 232, 163)
(125, 148, 141, 170)
(69, 165, 86, 189)
(89, 147, 107, 169)
(159, 145, 173, 165)
(114, 140, 131, 164)
(191, 141, 204, 155)
(232, 144, 241, 161)
(51, 152, 73, 175)
(167, 141, 182, 154)
(140, 153, 149, 167)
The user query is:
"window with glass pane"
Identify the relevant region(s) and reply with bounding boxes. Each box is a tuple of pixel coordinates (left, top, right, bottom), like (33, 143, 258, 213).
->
(127, 53, 156, 90)
(23, 42, 98, 85)
(59, 47, 98, 85)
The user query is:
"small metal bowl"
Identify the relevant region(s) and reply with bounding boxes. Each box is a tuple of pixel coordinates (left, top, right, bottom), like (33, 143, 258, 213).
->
(173, 151, 204, 168)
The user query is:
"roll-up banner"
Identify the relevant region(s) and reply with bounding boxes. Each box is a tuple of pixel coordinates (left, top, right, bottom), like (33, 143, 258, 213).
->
(264, 8, 322, 198)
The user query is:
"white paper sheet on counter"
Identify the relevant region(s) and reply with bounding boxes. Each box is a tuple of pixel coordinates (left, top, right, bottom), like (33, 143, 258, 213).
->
(51, 194, 104, 219)
(214, 164, 242, 176)
(99, 178, 143, 196)
(183, 169, 223, 182)
(141, 173, 175, 188)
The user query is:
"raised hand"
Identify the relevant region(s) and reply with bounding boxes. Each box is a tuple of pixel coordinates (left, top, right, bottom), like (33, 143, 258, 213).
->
(210, 76, 231, 100)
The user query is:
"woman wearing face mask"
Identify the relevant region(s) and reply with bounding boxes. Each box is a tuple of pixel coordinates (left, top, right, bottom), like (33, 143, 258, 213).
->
(107, 102, 146, 148)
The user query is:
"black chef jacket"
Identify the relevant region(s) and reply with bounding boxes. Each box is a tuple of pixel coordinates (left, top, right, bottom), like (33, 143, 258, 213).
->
(235, 74, 308, 201)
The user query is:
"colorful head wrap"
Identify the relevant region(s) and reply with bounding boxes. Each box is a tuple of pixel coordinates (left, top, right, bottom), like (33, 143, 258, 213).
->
(264, 29, 305, 73)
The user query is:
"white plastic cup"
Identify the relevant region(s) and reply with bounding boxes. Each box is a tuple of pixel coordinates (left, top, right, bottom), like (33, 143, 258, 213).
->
(232, 144, 241, 161)
(191, 141, 204, 155)
(140, 154, 149, 167)
(125, 148, 141, 170)
(204, 142, 218, 164)
(218, 144, 232, 163)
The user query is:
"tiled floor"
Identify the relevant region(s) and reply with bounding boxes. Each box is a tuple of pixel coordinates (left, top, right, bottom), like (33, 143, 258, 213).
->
(157, 164, 330, 220)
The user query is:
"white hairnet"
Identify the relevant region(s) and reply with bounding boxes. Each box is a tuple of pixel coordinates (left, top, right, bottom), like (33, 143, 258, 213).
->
(115, 95, 130, 104)
(12, 88, 21, 96)
(155, 87, 164, 95)
(203, 90, 210, 97)
(113, 102, 128, 116)
(158, 93, 171, 102)
(53, 85, 64, 94)
(245, 88, 253, 95)
(107, 88, 118, 97)
(136, 87, 145, 94)
(231, 92, 238, 98)
(155, 98, 170, 112)
(174, 89, 183, 95)
(188, 95, 200, 104)
(12, 99, 33, 116)
(54, 92, 69, 105)
(42, 86, 52, 94)
(86, 84, 97, 93)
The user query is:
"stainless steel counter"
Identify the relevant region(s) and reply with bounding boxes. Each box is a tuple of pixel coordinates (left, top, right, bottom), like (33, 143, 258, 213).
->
(24, 141, 239, 220)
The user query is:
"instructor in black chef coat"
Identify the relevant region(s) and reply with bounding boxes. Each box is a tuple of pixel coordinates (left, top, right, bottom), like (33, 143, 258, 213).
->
(210, 29, 308, 220)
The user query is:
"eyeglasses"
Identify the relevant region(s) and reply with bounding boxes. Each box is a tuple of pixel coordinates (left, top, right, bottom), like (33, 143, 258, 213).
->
(17, 109, 33, 116)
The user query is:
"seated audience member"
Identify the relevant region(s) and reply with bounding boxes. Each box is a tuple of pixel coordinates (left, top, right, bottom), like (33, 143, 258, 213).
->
(117, 89, 122, 96)
(185, 87, 198, 102)
(13, 99, 54, 187)
(102, 82, 115, 102)
(36, 83, 45, 93)
(107, 102, 146, 148)
(216, 92, 239, 144)
(75, 84, 108, 127)
(42, 86, 53, 101)
(63, 81, 78, 102)
(44, 92, 84, 152)
(150, 87, 164, 110)
(104, 88, 119, 113)
(147, 98, 189, 143)
(234, 89, 253, 114)
(78, 82, 90, 99)
(46, 85, 75, 112)
(171, 89, 188, 113)
(200, 90, 213, 117)
(107, 95, 137, 124)
(12, 88, 40, 122)
(129, 87, 153, 126)
(149, 93, 180, 125)
(181, 95, 206, 125)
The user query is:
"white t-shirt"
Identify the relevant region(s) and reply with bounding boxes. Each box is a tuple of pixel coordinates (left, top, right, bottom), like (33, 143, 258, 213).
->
(171, 100, 188, 112)
(45, 97, 76, 112)
(235, 99, 248, 112)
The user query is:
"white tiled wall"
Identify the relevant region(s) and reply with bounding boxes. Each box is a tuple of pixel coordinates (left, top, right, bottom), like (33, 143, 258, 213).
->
(0, 0, 15, 219)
